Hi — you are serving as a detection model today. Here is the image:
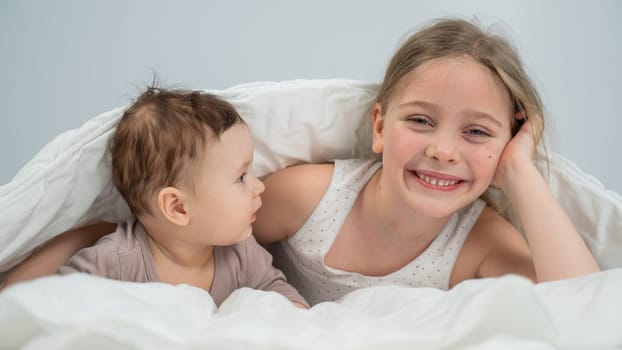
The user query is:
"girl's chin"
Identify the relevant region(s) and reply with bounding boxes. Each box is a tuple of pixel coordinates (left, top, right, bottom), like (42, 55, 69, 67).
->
(411, 202, 458, 219)
(410, 192, 480, 217)
(422, 210, 456, 220)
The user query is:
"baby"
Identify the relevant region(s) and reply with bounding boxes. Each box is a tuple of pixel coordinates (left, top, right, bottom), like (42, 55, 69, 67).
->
(58, 86, 308, 308)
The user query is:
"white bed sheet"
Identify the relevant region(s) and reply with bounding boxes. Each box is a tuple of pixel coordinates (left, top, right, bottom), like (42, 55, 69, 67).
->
(1, 80, 621, 349)
(1, 270, 621, 350)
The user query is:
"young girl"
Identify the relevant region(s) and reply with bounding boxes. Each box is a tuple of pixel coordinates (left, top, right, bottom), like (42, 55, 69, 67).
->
(252, 18, 600, 304)
(1, 19, 599, 305)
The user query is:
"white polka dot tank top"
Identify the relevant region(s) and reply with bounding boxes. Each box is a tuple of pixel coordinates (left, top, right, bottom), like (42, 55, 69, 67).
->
(269, 159, 486, 305)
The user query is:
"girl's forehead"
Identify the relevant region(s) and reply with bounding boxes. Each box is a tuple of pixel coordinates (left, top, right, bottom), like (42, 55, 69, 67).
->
(397, 56, 500, 92)
(389, 56, 513, 116)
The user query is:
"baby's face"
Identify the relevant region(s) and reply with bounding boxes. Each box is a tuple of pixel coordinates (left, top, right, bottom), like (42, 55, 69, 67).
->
(185, 123, 265, 245)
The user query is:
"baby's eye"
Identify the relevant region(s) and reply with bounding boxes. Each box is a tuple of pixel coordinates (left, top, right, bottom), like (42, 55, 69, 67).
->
(236, 173, 246, 183)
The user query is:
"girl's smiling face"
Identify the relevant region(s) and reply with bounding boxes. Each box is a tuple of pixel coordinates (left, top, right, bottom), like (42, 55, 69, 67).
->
(372, 55, 514, 219)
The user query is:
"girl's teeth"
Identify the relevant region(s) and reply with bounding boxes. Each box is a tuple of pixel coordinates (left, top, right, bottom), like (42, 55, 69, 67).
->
(417, 173, 458, 187)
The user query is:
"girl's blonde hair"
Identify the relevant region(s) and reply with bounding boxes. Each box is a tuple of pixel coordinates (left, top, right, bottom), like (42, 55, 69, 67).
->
(377, 18, 545, 141)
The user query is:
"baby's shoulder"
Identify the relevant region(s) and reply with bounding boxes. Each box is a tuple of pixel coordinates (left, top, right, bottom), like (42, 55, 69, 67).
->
(218, 236, 272, 272)
(96, 219, 143, 254)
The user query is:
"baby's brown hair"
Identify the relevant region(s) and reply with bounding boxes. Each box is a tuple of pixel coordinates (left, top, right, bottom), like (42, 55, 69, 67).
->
(111, 86, 244, 216)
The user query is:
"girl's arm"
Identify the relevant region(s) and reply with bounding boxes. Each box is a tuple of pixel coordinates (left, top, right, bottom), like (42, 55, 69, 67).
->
(253, 163, 333, 244)
(493, 118, 600, 282)
(1, 222, 116, 290)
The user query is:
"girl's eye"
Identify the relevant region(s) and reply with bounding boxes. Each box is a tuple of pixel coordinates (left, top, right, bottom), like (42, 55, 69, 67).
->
(236, 173, 246, 183)
(408, 116, 432, 126)
(465, 128, 491, 137)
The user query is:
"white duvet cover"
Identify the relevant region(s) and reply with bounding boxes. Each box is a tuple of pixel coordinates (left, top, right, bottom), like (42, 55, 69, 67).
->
(0, 80, 621, 349)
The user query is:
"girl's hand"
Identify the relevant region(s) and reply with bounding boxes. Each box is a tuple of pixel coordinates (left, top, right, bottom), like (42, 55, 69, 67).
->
(493, 114, 537, 191)
(491, 113, 600, 281)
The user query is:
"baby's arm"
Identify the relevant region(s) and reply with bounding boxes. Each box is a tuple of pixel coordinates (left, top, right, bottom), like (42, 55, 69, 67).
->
(493, 119, 600, 281)
(253, 163, 333, 244)
(242, 236, 309, 308)
(1, 222, 116, 289)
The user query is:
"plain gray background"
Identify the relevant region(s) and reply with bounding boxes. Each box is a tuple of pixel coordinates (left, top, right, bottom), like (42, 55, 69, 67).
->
(1, 1, 621, 194)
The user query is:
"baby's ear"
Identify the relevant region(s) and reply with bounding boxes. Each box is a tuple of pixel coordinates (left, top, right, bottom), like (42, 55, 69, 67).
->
(157, 187, 190, 226)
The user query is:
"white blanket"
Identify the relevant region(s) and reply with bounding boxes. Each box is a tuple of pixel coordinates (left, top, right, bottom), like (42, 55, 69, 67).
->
(1, 80, 621, 349)
(1, 271, 621, 349)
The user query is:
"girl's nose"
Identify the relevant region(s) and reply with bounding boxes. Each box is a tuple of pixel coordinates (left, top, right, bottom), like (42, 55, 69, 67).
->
(425, 135, 460, 163)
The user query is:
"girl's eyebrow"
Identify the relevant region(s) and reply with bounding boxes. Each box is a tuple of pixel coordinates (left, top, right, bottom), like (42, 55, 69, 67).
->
(464, 109, 503, 128)
(399, 101, 503, 127)
(398, 100, 438, 112)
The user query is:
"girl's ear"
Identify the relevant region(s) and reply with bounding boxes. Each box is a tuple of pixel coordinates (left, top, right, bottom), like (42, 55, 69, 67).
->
(157, 187, 190, 226)
(371, 102, 385, 154)
(511, 110, 527, 137)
